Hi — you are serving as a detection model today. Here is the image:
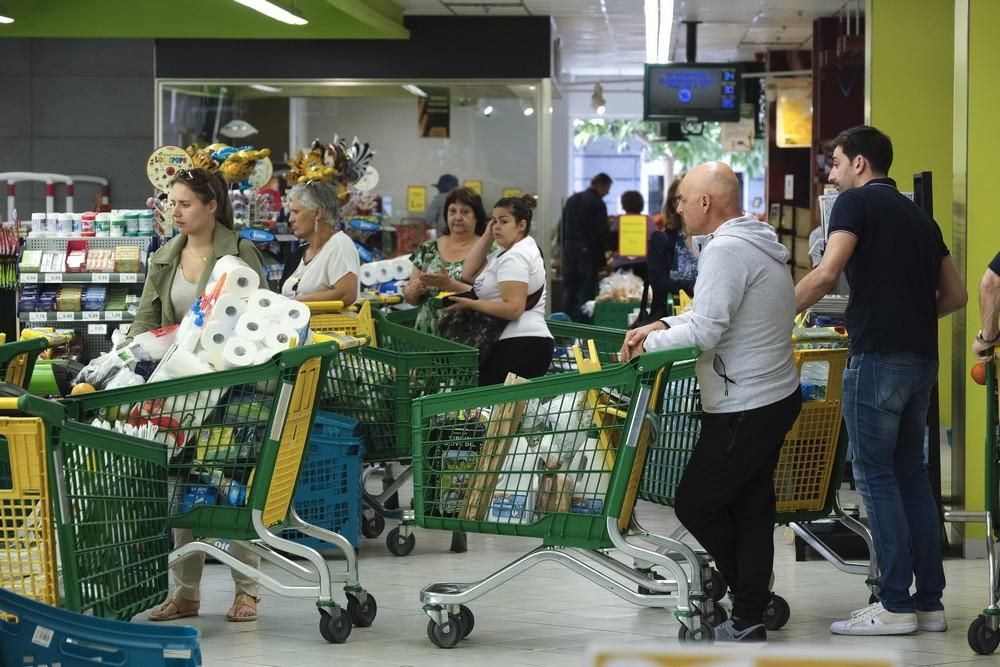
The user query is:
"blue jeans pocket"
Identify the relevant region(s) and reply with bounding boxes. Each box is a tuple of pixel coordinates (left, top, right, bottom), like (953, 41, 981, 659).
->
(873, 361, 911, 413)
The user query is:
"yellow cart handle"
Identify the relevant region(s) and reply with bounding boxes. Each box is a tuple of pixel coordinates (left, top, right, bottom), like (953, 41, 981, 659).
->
(0, 397, 22, 411)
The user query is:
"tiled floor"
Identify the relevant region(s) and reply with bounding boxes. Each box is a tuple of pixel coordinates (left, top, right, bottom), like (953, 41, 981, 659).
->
(140, 491, 998, 667)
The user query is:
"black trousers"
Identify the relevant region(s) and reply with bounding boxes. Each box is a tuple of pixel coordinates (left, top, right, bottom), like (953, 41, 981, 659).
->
(479, 336, 554, 387)
(562, 241, 599, 323)
(675, 389, 802, 624)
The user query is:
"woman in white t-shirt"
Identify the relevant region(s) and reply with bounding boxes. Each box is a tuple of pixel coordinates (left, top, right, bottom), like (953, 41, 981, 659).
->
(280, 181, 360, 304)
(448, 195, 554, 386)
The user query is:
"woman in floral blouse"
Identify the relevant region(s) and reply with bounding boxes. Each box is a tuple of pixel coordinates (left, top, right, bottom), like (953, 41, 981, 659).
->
(403, 186, 487, 333)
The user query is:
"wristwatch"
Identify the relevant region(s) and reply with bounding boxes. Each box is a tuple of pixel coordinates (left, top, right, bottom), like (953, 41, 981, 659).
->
(976, 330, 1000, 345)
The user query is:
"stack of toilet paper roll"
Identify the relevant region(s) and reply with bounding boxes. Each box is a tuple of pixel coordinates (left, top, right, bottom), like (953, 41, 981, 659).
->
(198, 289, 311, 370)
(360, 256, 414, 287)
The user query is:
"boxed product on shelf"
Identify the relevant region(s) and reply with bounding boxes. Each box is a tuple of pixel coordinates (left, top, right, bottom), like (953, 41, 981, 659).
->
(57, 287, 83, 312)
(87, 249, 115, 273)
(37, 288, 57, 312)
(65, 240, 88, 272)
(40, 251, 65, 273)
(82, 285, 107, 311)
(106, 286, 130, 311)
(19, 286, 39, 311)
(18, 250, 41, 273)
(114, 246, 141, 273)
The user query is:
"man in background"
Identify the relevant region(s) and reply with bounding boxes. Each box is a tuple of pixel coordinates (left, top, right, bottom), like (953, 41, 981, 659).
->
(972, 252, 1000, 359)
(427, 173, 459, 235)
(561, 172, 613, 322)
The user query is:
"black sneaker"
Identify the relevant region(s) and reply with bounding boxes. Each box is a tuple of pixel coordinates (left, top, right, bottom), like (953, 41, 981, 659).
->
(712, 619, 767, 642)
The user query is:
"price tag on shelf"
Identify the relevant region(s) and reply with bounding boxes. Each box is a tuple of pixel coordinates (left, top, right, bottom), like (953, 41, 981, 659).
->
(44, 273, 63, 283)
(29, 312, 47, 323)
(82, 311, 100, 321)
(105, 311, 123, 321)
(87, 324, 108, 335)
(127, 305, 138, 316)
(57, 312, 75, 322)
(92, 273, 111, 283)
(21, 273, 38, 283)
(119, 273, 139, 283)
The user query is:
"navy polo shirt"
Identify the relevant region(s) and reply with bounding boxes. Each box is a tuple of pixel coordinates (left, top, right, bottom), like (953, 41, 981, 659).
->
(828, 177, 949, 358)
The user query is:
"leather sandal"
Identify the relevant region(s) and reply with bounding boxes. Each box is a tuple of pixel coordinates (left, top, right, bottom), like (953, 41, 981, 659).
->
(149, 597, 199, 622)
(225, 593, 259, 622)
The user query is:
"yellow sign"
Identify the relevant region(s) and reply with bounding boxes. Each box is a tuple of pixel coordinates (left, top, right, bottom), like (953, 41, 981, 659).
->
(502, 188, 523, 198)
(618, 214, 648, 258)
(464, 180, 483, 196)
(407, 186, 426, 213)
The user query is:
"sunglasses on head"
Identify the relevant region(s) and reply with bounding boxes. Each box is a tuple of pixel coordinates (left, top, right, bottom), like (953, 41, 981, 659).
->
(177, 169, 218, 201)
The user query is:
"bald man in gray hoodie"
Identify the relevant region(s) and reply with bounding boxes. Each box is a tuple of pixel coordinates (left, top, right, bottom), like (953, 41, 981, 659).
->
(622, 162, 801, 643)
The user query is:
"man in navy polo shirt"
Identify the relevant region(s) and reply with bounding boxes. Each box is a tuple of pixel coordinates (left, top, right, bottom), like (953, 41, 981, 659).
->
(795, 126, 967, 636)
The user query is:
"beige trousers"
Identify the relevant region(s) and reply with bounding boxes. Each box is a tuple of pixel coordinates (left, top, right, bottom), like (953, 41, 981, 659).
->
(171, 528, 260, 601)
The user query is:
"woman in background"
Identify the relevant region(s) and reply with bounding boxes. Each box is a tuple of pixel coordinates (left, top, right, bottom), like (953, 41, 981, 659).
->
(280, 181, 360, 305)
(448, 195, 553, 386)
(647, 175, 698, 318)
(403, 186, 486, 334)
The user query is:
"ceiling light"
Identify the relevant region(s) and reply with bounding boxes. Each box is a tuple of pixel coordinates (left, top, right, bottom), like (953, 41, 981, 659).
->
(401, 84, 428, 98)
(644, 0, 675, 63)
(521, 100, 535, 117)
(233, 0, 307, 26)
(592, 83, 607, 115)
(0, 14, 13, 24)
(477, 98, 494, 117)
(250, 83, 283, 93)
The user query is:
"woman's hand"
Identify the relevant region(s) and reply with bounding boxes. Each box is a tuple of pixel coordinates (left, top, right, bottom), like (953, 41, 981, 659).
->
(445, 295, 476, 311)
(620, 321, 668, 361)
(421, 272, 451, 289)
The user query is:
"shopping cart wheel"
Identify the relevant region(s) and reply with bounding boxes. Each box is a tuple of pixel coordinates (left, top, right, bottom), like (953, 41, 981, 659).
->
(763, 594, 791, 631)
(362, 513, 386, 539)
(450, 531, 468, 553)
(347, 594, 378, 628)
(703, 568, 727, 603)
(968, 616, 1000, 655)
(427, 616, 463, 648)
(677, 621, 714, 643)
(457, 605, 475, 638)
(386, 526, 416, 556)
(319, 607, 352, 644)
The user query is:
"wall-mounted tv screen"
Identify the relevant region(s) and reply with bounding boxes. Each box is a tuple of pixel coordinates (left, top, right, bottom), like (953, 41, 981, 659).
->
(644, 63, 742, 122)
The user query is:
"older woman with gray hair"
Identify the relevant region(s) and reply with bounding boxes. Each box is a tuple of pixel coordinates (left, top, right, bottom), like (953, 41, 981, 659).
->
(279, 180, 361, 304)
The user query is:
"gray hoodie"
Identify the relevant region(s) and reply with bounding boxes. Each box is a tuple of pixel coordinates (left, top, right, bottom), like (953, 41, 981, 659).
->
(644, 213, 799, 413)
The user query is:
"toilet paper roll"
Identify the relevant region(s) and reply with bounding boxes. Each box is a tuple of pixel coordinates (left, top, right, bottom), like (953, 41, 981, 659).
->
(211, 255, 260, 298)
(247, 289, 283, 318)
(221, 338, 259, 370)
(391, 257, 414, 280)
(234, 313, 268, 342)
(360, 263, 379, 287)
(264, 327, 300, 352)
(269, 301, 311, 331)
(254, 347, 276, 365)
(374, 260, 393, 284)
(205, 293, 245, 333)
(198, 321, 231, 367)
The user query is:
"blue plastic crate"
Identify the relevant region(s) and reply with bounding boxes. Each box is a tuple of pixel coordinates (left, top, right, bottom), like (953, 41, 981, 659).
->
(0, 587, 201, 666)
(282, 411, 363, 551)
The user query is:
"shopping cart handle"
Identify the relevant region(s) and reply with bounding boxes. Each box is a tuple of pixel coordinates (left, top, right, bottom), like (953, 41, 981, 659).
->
(634, 346, 699, 373)
(306, 300, 351, 314)
(0, 397, 20, 411)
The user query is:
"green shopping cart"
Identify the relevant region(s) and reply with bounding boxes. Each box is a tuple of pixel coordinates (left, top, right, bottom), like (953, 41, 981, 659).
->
(411, 345, 709, 648)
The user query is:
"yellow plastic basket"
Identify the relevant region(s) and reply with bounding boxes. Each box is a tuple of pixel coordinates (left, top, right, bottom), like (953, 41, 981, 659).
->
(773, 345, 849, 513)
(0, 414, 58, 607)
(308, 300, 378, 347)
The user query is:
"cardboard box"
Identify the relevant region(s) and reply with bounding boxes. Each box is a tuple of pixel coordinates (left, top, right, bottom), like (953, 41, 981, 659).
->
(780, 205, 795, 232)
(794, 207, 813, 238)
(794, 236, 813, 269)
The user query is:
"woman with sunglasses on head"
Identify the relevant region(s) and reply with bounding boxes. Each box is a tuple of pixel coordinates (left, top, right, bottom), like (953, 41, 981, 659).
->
(447, 195, 554, 386)
(279, 181, 360, 304)
(137, 168, 268, 624)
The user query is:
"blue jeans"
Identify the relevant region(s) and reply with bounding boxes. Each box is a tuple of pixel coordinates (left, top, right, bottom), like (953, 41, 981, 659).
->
(842, 353, 946, 613)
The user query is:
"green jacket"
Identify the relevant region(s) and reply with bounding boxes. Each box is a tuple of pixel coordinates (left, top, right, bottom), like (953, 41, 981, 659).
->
(127, 222, 267, 340)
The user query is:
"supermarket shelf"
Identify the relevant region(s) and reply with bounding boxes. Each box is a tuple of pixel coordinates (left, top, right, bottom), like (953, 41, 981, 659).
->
(19, 272, 145, 284)
(19, 311, 136, 323)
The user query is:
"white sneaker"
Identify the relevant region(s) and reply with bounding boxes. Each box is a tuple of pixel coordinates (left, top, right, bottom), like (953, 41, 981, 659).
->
(916, 609, 947, 632)
(830, 602, 918, 636)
